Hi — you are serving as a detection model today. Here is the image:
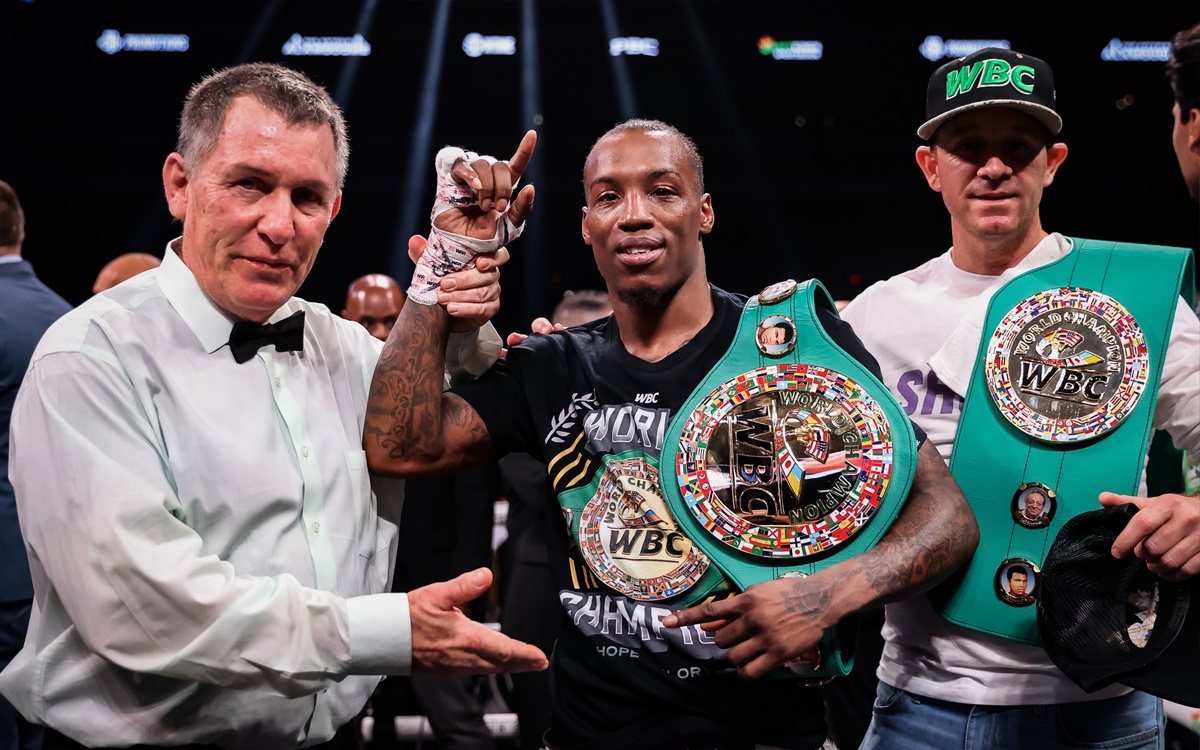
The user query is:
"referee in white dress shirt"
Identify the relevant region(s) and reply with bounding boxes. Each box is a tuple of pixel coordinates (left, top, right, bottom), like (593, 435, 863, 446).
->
(0, 63, 545, 750)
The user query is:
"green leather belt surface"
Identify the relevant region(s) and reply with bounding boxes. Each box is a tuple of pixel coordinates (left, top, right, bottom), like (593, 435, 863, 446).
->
(934, 239, 1194, 645)
(661, 279, 919, 677)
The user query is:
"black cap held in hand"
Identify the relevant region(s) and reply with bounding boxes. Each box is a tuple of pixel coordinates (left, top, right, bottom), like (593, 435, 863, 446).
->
(919, 47, 1062, 140)
(1037, 504, 1198, 706)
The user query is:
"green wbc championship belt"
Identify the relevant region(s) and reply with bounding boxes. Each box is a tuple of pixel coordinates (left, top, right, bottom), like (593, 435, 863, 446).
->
(932, 239, 1194, 645)
(662, 279, 918, 679)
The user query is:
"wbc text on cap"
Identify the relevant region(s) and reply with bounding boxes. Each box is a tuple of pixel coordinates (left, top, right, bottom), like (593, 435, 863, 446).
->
(918, 47, 1063, 140)
(947, 57, 1036, 99)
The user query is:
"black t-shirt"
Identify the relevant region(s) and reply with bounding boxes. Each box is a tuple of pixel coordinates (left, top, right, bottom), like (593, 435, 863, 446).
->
(456, 285, 922, 750)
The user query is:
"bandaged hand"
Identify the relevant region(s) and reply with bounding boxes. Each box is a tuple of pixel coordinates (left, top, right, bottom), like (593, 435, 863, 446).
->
(409, 131, 537, 306)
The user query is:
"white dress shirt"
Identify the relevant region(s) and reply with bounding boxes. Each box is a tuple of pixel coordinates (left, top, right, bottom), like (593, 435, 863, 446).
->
(0, 243, 500, 748)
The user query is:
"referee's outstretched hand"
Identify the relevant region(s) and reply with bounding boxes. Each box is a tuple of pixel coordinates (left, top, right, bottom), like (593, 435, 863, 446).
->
(408, 567, 549, 675)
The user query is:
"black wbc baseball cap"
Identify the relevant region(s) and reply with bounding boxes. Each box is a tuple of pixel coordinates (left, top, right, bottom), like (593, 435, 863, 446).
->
(919, 47, 1063, 140)
(1037, 504, 1198, 707)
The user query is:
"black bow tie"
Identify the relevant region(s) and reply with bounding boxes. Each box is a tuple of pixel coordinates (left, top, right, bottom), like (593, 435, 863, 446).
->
(228, 310, 306, 364)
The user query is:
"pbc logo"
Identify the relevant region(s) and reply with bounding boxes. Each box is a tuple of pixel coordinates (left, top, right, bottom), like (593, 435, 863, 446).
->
(634, 392, 660, 404)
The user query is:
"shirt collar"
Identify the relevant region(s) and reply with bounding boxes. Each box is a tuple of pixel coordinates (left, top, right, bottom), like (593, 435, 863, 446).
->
(927, 233, 1072, 397)
(0, 254, 24, 265)
(157, 238, 299, 355)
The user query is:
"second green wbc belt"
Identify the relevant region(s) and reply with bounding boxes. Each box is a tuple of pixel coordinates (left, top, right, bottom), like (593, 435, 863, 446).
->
(933, 239, 1194, 645)
(662, 279, 918, 679)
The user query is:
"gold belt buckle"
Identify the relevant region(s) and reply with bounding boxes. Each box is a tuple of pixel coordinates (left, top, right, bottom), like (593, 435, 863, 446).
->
(784, 644, 834, 686)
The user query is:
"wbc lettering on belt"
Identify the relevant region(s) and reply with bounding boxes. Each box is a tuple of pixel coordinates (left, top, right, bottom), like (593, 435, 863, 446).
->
(985, 287, 1149, 443)
(675, 363, 896, 560)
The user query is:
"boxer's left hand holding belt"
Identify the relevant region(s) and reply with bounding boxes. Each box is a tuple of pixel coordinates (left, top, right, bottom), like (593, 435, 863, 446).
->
(409, 130, 538, 306)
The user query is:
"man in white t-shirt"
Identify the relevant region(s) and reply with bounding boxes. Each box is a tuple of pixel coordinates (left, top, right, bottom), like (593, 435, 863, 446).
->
(842, 47, 1200, 749)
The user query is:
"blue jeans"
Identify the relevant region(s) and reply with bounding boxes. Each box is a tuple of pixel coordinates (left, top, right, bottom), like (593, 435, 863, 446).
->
(860, 681, 1163, 750)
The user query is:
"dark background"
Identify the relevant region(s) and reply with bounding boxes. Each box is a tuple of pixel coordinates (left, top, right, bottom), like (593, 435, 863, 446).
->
(2, 0, 1197, 338)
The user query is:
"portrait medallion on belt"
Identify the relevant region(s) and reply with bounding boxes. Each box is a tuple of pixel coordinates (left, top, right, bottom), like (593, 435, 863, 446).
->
(1012, 482, 1056, 529)
(757, 315, 798, 357)
(675, 363, 895, 559)
(995, 558, 1039, 607)
(984, 287, 1148, 443)
(578, 456, 710, 601)
(758, 279, 799, 305)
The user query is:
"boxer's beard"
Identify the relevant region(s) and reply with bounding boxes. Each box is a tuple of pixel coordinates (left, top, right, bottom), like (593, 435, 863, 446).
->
(619, 284, 669, 309)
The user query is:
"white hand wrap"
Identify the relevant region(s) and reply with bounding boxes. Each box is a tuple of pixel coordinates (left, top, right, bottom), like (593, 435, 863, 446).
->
(408, 146, 525, 306)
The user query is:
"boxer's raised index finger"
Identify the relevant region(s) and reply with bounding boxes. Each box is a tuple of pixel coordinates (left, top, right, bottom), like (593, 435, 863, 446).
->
(507, 130, 537, 180)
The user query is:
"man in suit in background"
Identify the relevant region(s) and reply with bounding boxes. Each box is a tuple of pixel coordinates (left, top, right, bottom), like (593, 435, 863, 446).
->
(0, 178, 71, 750)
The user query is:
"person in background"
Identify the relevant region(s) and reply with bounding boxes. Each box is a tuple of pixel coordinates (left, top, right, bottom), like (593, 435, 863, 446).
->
(343, 272, 498, 750)
(0, 62, 544, 750)
(1160, 20, 1200, 501)
(91, 252, 162, 294)
(1167, 21, 1200, 206)
(1163, 26, 1200, 746)
(342, 273, 406, 342)
(495, 288, 612, 750)
(0, 179, 71, 750)
(545, 289, 612, 329)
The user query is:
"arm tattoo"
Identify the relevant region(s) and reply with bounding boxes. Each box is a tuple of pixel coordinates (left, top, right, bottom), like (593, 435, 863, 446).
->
(364, 301, 491, 475)
(858, 441, 978, 604)
(781, 578, 834, 617)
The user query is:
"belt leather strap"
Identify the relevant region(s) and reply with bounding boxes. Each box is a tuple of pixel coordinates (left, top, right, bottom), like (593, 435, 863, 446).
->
(933, 238, 1194, 644)
(662, 279, 918, 677)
